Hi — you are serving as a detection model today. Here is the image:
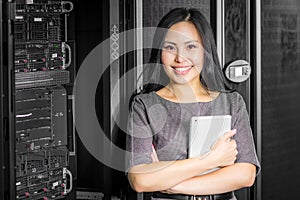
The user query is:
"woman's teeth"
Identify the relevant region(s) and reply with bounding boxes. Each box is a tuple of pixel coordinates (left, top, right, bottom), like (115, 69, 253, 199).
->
(174, 66, 192, 72)
(172, 66, 192, 74)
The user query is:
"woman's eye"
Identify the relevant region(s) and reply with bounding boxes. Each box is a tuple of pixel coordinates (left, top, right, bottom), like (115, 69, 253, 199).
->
(163, 45, 176, 51)
(187, 44, 197, 49)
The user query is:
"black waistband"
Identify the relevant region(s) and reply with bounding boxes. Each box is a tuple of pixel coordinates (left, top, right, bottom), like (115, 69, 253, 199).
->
(152, 191, 234, 200)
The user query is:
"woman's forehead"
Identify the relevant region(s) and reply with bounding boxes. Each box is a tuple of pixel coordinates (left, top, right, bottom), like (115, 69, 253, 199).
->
(165, 21, 202, 43)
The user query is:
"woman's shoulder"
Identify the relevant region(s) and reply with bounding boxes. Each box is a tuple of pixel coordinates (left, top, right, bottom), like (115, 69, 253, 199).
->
(224, 92, 248, 113)
(131, 91, 160, 106)
(218, 91, 245, 105)
(221, 91, 243, 99)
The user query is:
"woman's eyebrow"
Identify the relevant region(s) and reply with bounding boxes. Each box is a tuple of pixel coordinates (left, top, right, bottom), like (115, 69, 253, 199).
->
(163, 41, 176, 45)
(184, 40, 201, 44)
(164, 40, 200, 45)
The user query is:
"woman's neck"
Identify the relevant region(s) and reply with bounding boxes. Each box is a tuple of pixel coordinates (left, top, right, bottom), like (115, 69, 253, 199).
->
(168, 83, 203, 100)
(157, 80, 216, 103)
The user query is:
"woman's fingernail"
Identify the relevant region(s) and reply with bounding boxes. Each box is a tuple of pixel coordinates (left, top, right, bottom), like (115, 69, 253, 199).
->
(232, 129, 237, 133)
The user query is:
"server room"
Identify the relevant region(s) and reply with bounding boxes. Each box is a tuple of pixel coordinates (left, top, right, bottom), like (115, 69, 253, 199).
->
(1, 0, 300, 200)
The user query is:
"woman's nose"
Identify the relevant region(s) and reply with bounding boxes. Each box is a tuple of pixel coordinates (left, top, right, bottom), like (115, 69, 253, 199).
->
(175, 52, 186, 63)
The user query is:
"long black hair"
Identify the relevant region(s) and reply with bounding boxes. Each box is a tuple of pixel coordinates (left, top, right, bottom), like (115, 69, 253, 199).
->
(130, 8, 232, 106)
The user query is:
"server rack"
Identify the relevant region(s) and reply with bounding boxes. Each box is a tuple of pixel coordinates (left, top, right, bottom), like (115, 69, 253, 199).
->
(2, 0, 76, 199)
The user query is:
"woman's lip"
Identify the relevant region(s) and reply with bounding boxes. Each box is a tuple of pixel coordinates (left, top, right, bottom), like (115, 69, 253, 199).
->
(171, 66, 193, 75)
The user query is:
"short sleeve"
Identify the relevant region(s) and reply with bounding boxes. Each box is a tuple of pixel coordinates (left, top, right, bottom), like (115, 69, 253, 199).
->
(232, 93, 261, 175)
(126, 96, 153, 172)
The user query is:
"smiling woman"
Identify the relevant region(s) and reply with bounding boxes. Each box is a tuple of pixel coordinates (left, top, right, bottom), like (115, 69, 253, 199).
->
(126, 8, 260, 200)
(160, 21, 206, 102)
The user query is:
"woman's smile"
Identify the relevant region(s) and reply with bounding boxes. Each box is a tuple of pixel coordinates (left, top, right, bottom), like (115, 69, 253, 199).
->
(171, 65, 193, 75)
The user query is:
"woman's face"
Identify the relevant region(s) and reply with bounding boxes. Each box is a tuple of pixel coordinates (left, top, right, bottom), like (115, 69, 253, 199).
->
(161, 21, 204, 86)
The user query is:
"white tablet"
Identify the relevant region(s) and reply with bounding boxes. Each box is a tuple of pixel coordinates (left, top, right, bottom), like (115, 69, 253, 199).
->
(188, 115, 232, 158)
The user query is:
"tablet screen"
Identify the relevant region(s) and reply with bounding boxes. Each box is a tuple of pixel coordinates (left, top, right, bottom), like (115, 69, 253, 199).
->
(188, 115, 231, 158)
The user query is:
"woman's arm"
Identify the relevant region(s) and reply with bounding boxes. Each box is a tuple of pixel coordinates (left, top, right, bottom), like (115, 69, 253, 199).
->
(165, 163, 257, 195)
(128, 157, 214, 192)
(128, 130, 237, 192)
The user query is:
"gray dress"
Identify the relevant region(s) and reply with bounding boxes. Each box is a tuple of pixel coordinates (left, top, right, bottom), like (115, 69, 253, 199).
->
(127, 91, 260, 200)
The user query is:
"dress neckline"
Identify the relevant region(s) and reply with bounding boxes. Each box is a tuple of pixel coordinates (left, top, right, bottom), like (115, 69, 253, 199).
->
(152, 91, 222, 104)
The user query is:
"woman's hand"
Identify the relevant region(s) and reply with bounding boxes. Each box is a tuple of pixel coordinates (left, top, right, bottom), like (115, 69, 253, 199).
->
(205, 129, 238, 168)
(151, 144, 159, 162)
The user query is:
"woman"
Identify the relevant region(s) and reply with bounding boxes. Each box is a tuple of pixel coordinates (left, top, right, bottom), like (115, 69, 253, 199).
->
(127, 8, 260, 200)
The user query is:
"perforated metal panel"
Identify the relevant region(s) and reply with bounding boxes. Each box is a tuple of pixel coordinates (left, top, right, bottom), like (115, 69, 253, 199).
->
(261, 0, 300, 199)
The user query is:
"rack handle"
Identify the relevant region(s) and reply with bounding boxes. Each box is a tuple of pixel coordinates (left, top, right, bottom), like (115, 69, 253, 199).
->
(62, 1, 74, 13)
(63, 168, 73, 194)
(64, 43, 72, 69)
